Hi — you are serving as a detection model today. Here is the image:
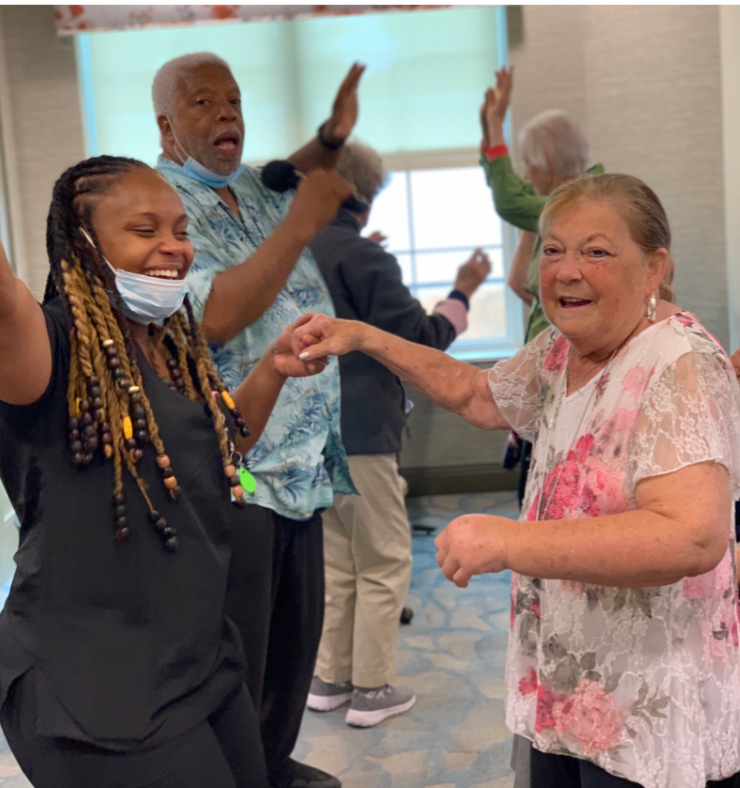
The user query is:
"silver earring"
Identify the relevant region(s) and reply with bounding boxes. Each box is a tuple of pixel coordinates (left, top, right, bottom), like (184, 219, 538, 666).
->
(646, 293, 657, 323)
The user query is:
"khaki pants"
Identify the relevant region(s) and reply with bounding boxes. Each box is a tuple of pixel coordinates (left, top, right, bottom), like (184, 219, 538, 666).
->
(315, 453, 412, 689)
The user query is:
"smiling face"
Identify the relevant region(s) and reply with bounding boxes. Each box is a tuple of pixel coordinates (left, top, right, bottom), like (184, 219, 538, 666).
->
(159, 63, 244, 176)
(539, 199, 667, 359)
(89, 167, 193, 281)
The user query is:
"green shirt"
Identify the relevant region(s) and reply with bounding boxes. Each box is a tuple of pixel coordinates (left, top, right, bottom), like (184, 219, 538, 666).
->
(481, 153, 604, 341)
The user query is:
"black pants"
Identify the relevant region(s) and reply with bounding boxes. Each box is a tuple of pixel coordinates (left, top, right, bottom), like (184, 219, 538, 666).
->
(0, 671, 268, 788)
(531, 749, 739, 788)
(227, 506, 325, 780)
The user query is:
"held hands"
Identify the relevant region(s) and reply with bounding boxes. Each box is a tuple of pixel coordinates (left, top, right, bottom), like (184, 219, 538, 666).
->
(321, 63, 366, 146)
(290, 169, 355, 240)
(454, 249, 492, 298)
(435, 514, 510, 588)
(290, 314, 366, 362)
(271, 313, 330, 378)
(480, 66, 514, 147)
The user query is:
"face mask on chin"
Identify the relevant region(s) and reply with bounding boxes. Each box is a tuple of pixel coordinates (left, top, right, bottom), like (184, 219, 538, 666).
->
(80, 227, 188, 324)
(167, 117, 244, 188)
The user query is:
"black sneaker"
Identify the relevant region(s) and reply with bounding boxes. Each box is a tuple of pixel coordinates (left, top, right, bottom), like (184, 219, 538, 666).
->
(271, 758, 341, 788)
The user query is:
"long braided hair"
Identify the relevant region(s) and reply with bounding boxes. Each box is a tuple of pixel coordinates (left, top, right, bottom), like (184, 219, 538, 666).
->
(44, 155, 250, 552)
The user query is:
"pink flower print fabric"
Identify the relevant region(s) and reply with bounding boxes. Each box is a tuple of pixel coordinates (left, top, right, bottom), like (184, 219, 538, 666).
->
(488, 314, 740, 788)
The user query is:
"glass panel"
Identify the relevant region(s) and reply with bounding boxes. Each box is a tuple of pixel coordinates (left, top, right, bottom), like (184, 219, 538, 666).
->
(364, 172, 410, 253)
(394, 253, 414, 284)
(460, 282, 508, 340)
(410, 166, 502, 251)
(414, 247, 504, 286)
(294, 8, 500, 153)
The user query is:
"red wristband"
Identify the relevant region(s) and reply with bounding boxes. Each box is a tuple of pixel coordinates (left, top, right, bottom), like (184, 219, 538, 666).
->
(483, 144, 509, 161)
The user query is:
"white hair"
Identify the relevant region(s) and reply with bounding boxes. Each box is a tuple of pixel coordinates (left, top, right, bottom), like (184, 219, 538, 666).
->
(519, 110, 590, 180)
(152, 52, 232, 118)
(336, 141, 388, 205)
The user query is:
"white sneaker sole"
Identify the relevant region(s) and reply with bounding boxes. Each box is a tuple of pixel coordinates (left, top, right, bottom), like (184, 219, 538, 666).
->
(307, 691, 353, 712)
(345, 695, 417, 727)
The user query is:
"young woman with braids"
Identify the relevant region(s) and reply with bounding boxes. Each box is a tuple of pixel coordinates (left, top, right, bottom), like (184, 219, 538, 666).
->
(0, 155, 328, 788)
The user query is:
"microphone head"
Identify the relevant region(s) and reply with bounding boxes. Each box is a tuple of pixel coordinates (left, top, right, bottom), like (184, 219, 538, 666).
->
(261, 160, 300, 192)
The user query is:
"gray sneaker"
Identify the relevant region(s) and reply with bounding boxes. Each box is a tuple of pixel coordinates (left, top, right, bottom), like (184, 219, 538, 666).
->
(345, 684, 416, 727)
(306, 676, 354, 712)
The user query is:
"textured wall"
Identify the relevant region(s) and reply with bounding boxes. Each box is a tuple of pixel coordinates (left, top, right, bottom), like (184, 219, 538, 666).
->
(508, 4, 728, 347)
(1, 5, 86, 299)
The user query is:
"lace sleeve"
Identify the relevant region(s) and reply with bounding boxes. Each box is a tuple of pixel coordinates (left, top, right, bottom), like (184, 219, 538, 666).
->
(487, 327, 556, 441)
(629, 348, 740, 496)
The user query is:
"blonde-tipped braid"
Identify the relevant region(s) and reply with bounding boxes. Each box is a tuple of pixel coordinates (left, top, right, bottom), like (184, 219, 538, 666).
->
(46, 156, 252, 551)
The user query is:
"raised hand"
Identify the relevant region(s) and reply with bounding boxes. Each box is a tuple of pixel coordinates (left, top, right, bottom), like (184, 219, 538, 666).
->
(271, 313, 329, 378)
(435, 514, 509, 588)
(289, 169, 355, 239)
(321, 63, 366, 146)
(454, 249, 492, 298)
(482, 66, 514, 145)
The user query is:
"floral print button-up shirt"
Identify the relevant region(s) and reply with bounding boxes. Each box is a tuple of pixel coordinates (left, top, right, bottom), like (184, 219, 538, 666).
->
(489, 312, 740, 788)
(158, 157, 355, 520)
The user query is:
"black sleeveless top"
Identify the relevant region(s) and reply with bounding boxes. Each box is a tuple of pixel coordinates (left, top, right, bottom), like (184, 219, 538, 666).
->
(0, 298, 250, 749)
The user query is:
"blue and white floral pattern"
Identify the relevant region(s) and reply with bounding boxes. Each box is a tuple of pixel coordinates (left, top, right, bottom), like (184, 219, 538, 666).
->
(158, 156, 356, 520)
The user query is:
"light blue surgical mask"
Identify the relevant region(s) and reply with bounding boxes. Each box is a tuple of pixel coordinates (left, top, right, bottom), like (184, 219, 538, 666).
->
(168, 117, 244, 188)
(80, 227, 188, 324)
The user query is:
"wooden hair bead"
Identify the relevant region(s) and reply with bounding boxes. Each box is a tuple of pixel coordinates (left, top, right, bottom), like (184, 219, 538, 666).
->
(155, 518, 167, 532)
(125, 437, 137, 450)
(231, 485, 244, 498)
(135, 430, 148, 445)
(164, 476, 178, 490)
(165, 536, 179, 552)
(233, 497, 247, 509)
(122, 416, 133, 440)
(228, 475, 241, 488)
(103, 445, 113, 459)
(224, 464, 236, 477)
(128, 386, 140, 394)
(157, 455, 170, 469)
(162, 467, 174, 479)
(102, 339, 114, 348)
(115, 526, 130, 543)
(132, 448, 144, 462)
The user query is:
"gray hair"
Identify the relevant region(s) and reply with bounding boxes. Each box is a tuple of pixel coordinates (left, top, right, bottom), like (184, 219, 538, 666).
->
(519, 110, 590, 180)
(152, 52, 232, 117)
(336, 141, 388, 206)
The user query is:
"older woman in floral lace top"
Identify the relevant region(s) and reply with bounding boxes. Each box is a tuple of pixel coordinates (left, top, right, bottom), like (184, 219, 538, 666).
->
(292, 173, 740, 788)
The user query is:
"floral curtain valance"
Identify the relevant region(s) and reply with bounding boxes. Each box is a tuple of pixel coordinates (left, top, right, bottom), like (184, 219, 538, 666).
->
(53, 5, 447, 35)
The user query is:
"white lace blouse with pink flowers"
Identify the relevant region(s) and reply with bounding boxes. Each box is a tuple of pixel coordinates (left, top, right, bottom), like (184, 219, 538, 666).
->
(489, 312, 740, 788)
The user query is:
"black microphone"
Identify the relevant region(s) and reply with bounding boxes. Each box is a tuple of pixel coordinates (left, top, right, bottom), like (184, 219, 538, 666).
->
(261, 159, 369, 214)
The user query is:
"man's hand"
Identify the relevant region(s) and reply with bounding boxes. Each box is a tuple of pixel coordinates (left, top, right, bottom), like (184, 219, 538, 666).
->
(321, 63, 365, 146)
(288, 169, 355, 241)
(482, 66, 514, 144)
(435, 514, 510, 588)
(454, 249, 492, 298)
(271, 313, 329, 378)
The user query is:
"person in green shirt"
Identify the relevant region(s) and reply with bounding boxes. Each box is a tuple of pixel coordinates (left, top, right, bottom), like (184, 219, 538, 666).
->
(479, 66, 603, 343)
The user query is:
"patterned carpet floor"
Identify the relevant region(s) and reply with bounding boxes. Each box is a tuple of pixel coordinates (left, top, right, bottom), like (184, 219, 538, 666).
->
(0, 491, 519, 788)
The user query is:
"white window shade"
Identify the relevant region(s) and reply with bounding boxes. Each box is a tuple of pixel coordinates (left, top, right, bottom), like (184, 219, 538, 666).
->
(77, 6, 503, 165)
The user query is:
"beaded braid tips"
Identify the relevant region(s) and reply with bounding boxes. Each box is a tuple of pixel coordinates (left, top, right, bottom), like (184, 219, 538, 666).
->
(45, 155, 253, 551)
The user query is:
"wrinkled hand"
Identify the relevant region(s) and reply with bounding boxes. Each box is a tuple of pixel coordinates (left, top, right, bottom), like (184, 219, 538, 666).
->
(321, 63, 365, 145)
(435, 514, 510, 588)
(454, 249, 492, 298)
(290, 169, 355, 239)
(272, 313, 330, 378)
(482, 66, 514, 138)
(290, 314, 366, 362)
(368, 230, 387, 247)
(731, 347, 740, 381)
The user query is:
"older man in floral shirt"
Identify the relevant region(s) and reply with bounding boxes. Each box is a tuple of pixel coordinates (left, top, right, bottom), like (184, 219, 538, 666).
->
(153, 52, 362, 788)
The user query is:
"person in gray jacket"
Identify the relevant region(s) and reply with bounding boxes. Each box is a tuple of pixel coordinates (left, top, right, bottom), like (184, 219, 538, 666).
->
(306, 141, 490, 727)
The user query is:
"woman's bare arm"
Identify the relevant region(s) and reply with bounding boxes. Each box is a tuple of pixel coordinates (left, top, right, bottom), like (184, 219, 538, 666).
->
(436, 461, 731, 588)
(293, 315, 509, 430)
(0, 242, 51, 405)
